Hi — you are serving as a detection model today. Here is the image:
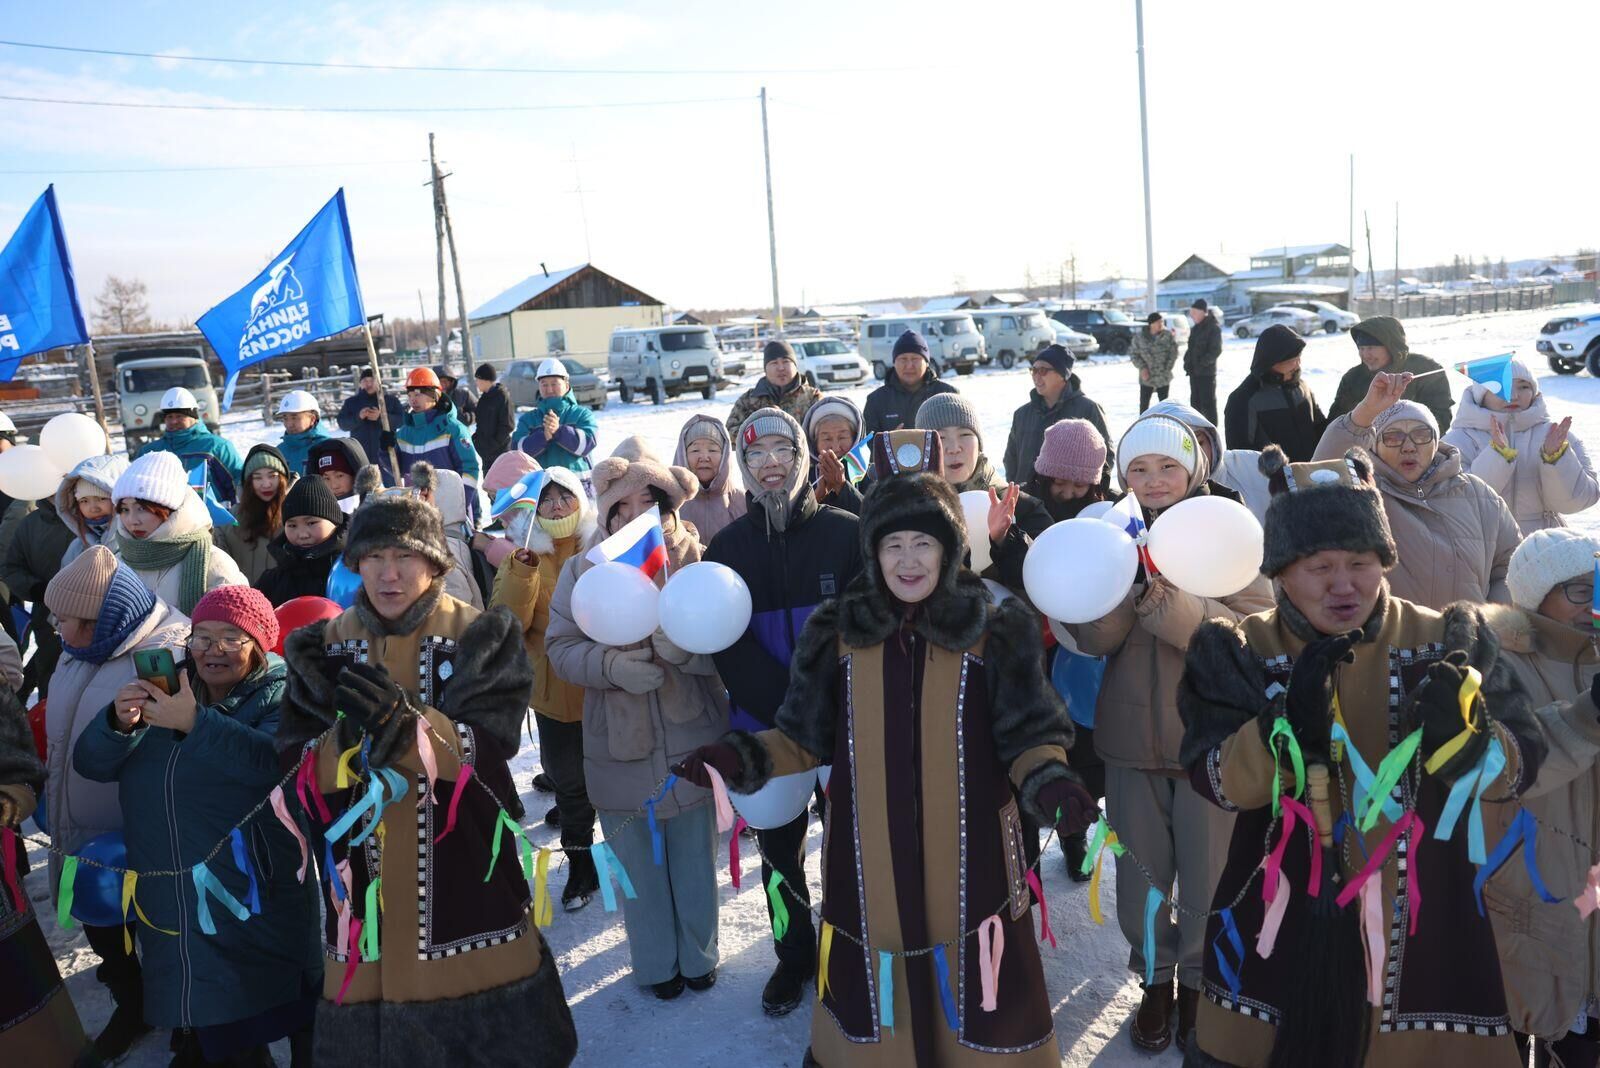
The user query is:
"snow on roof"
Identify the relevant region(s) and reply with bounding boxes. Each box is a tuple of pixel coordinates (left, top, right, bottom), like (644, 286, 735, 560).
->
(1157, 278, 1231, 297)
(861, 302, 909, 317)
(1231, 266, 1286, 280)
(1247, 282, 1349, 296)
(920, 295, 977, 312)
(468, 265, 585, 320)
(1250, 243, 1347, 260)
(982, 292, 1029, 306)
(803, 304, 869, 319)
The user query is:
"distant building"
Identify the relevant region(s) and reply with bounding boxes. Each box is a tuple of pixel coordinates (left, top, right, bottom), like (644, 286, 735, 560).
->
(1157, 244, 1357, 313)
(978, 291, 1029, 307)
(468, 264, 664, 368)
(919, 295, 979, 312)
(1156, 254, 1235, 313)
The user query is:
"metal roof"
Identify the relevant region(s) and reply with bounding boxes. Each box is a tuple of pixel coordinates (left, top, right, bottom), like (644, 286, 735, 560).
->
(468, 265, 586, 320)
(919, 295, 977, 312)
(1250, 243, 1349, 259)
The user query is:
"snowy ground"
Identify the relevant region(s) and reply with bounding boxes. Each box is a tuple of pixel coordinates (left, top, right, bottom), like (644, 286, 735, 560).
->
(26, 305, 1600, 1065)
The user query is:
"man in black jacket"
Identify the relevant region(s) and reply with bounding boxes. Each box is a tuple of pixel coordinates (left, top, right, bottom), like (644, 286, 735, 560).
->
(436, 366, 477, 427)
(471, 362, 514, 471)
(336, 368, 405, 486)
(1183, 299, 1223, 423)
(1223, 324, 1327, 462)
(704, 406, 861, 1019)
(860, 330, 957, 434)
(0, 497, 73, 698)
(1002, 344, 1113, 487)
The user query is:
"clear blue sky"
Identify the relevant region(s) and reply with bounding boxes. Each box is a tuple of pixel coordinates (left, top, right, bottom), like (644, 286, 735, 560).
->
(3, 0, 1596, 325)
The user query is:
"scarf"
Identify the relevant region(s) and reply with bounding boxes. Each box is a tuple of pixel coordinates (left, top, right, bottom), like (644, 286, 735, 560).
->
(538, 510, 582, 539)
(83, 516, 111, 542)
(119, 528, 213, 615)
(62, 565, 157, 665)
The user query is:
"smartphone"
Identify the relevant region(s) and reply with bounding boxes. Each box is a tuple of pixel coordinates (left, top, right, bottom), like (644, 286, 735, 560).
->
(133, 648, 180, 696)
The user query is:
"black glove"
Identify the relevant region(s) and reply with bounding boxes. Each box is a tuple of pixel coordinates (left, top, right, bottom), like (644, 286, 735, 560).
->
(380, 429, 398, 451)
(1270, 629, 1361, 766)
(1415, 651, 1488, 783)
(671, 743, 744, 790)
(1590, 668, 1600, 716)
(336, 663, 405, 731)
(1037, 774, 1099, 837)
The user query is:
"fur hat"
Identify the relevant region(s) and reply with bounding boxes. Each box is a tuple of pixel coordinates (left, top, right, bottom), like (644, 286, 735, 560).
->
(859, 472, 968, 599)
(591, 437, 699, 531)
(1258, 445, 1397, 577)
(409, 462, 470, 527)
(1507, 527, 1600, 611)
(342, 482, 453, 574)
(114, 451, 190, 510)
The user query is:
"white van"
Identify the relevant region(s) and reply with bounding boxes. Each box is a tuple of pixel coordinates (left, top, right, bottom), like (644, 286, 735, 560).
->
(789, 336, 871, 389)
(608, 326, 726, 404)
(969, 308, 1056, 370)
(859, 313, 985, 380)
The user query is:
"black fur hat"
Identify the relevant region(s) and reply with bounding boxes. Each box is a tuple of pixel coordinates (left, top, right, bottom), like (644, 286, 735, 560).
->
(342, 479, 453, 575)
(1259, 445, 1396, 576)
(859, 472, 968, 596)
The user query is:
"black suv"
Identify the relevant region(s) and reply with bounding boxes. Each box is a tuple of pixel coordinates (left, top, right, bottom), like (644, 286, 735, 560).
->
(1051, 307, 1141, 355)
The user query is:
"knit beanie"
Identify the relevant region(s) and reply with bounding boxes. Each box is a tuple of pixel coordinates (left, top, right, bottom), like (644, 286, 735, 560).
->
(1035, 419, 1106, 484)
(1253, 324, 1306, 369)
(802, 396, 862, 446)
(1035, 343, 1073, 378)
(483, 450, 541, 495)
(44, 544, 123, 620)
(48, 548, 158, 664)
(1372, 400, 1438, 437)
(914, 392, 983, 448)
(243, 444, 289, 479)
(1258, 446, 1396, 577)
(284, 475, 344, 527)
(739, 410, 802, 453)
(1116, 416, 1198, 477)
(1509, 356, 1536, 389)
(892, 331, 929, 359)
(680, 414, 725, 449)
(1507, 528, 1600, 611)
(475, 363, 497, 382)
(114, 452, 191, 510)
(190, 585, 280, 654)
(310, 438, 366, 479)
(764, 339, 796, 366)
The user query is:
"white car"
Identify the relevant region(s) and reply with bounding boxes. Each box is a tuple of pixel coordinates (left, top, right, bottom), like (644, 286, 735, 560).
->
(1049, 320, 1101, 356)
(789, 336, 871, 389)
(1232, 306, 1319, 339)
(1538, 306, 1600, 375)
(1270, 300, 1359, 334)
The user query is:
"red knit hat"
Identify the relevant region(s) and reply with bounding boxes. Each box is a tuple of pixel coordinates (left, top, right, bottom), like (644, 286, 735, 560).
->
(190, 585, 280, 654)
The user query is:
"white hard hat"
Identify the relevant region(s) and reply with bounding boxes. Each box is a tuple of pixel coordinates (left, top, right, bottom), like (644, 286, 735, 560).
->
(160, 387, 200, 412)
(0, 413, 15, 433)
(536, 358, 570, 380)
(277, 389, 319, 415)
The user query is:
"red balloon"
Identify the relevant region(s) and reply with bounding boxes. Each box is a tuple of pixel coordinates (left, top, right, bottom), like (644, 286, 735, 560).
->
(272, 597, 344, 654)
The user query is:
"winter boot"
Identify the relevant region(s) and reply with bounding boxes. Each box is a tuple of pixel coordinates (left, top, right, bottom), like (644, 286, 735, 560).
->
(651, 974, 686, 1001)
(684, 967, 717, 992)
(93, 969, 152, 1061)
(762, 959, 814, 1017)
(544, 804, 561, 828)
(562, 850, 599, 912)
(1130, 977, 1175, 1053)
(1176, 984, 1200, 1051)
(533, 772, 556, 793)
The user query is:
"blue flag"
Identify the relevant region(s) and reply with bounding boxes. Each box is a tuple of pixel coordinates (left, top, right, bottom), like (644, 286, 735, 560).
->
(490, 469, 546, 521)
(187, 463, 237, 528)
(0, 185, 90, 381)
(1454, 353, 1517, 398)
(196, 189, 365, 410)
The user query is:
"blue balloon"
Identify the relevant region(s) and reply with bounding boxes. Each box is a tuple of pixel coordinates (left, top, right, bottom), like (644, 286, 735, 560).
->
(71, 831, 127, 928)
(326, 558, 362, 609)
(29, 790, 46, 834)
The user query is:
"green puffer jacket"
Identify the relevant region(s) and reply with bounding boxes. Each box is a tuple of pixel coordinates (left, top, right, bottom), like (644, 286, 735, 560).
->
(1326, 315, 1455, 431)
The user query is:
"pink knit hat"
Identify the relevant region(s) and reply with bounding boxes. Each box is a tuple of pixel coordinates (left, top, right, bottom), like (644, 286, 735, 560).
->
(190, 585, 279, 654)
(483, 451, 541, 495)
(1034, 419, 1106, 484)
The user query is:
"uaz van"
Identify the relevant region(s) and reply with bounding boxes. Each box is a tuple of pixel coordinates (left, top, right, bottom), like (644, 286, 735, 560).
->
(859, 313, 985, 380)
(608, 326, 725, 404)
(969, 308, 1056, 369)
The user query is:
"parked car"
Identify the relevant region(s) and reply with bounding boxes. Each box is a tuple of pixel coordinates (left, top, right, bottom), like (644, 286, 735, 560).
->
(788, 336, 871, 389)
(1231, 306, 1319, 339)
(1051, 307, 1142, 355)
(608, 325, 725, 404)
(1269, 300, 1358, 334)
(1538, 307, 1600, 375)
(502, 357, 607, 411)
(1049, 319, 1101, 356)
(117, 354, 222, 452)
(860, 313, 985, 379)
(969, 308, 1056, 369)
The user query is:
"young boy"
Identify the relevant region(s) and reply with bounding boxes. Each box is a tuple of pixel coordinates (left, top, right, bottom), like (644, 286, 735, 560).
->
(258, 475, 347, 606)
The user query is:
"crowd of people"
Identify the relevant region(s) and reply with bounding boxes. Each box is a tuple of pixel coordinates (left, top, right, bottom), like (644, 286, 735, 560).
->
(2, 313, 1600, 1068)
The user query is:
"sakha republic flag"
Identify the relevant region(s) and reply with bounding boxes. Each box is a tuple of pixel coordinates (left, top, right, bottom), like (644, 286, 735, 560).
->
(490, 470, 546, 521)
(587, 504, 669, 579)
(195, 189, 367, 410)
(1454, 352, 1517, 397)
(0, 185, 90, 381)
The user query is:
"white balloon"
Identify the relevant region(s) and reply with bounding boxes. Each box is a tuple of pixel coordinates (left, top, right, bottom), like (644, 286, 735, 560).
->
(959, 490, 993, 573)
(1047, 616, 1083, 655)
(1078, 500, 1116, 521)
(1146, 496, 1264, 598)
(728, 771, 814, 830)
(40, 413, 107, 471)
(659, 562, 753, 654)
(981, 578, 1012, 604)
(0, 445, 66, 503)
(816, 765, 831, 791)
(571, 562, 660, 646)
(1023, 518, 1138, 623)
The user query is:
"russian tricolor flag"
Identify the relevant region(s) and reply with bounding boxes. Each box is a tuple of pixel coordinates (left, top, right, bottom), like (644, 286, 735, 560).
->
(586, 504, 669, 579)
(1105, 493, 1157, 575)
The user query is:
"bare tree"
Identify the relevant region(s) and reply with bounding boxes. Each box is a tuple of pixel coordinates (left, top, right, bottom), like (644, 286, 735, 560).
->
(92, 276, 153, 334)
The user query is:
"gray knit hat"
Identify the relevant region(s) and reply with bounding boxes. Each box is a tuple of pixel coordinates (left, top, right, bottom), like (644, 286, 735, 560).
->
(342, 486, 453, 574)
(1258, 445, 1396, 577)
(914, 392, 983, 448)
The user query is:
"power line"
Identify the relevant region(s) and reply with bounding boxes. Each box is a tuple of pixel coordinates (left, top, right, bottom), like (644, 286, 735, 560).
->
(0, 91, 752, 114)
(0, 38, 907, 76)
(0, 159, 419, 175)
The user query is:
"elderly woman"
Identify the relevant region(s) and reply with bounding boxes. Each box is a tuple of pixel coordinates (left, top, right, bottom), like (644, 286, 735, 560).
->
(1315, 371, 1522, 609)
(674, 413, 747, 540)
(277, 483, 576, 1066)
(677, 473, 1092, 1067)
(56, 453, 129, 567)
(41, 546, 189, 1060)
(1442, 357, 1600, 535)
(75, 586, 321, 1066)
(545, 439, 729, 1000)
(114, 451, 247, 614)
(216, 444, 292, 584)
(802, 395, 865, 515)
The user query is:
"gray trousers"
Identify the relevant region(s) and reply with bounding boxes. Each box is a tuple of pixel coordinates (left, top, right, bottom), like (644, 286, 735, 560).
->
(1105, 764, 1235, 990)
(598, 802, 720, 986)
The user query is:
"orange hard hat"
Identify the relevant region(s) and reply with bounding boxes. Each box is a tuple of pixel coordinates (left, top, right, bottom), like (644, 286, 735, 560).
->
(405, 366, 441, 390)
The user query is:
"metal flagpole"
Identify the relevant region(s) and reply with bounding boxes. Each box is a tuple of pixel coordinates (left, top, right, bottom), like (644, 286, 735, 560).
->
(360, 318, 402, 479)
(760, 88, 783, 337)
(1135, 0, 1156, 317)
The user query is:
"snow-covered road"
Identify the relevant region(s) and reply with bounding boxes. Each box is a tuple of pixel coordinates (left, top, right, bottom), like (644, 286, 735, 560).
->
(27, 304, 1600, 1065)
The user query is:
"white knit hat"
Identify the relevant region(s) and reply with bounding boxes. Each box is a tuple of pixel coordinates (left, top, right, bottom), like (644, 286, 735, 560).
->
(1507, 527, 1600, 610)
(113, 451, 191, 510)
(1116, 416, 1198, 478)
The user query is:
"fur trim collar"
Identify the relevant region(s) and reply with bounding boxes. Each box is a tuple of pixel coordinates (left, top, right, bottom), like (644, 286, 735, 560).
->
(354, 578, 445, 636)
(1277, 582, 1391, 643)
(837, 569, 991, 651)
(1481, 602, 1600, 663)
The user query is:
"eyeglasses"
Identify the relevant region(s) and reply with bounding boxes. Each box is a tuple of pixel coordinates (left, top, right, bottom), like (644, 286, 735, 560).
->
(187, 634, 252, 653)
(1559, 581, 1595, 606)
(1377, 427, 1438, 448)
(746, 446, 797, 467)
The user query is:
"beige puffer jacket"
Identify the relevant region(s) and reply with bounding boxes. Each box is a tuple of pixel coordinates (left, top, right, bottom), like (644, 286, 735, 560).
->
(1316, 414, 1521, 609)
(1442, 385, 1600, 536)
(1479, 604, 1600, 1039)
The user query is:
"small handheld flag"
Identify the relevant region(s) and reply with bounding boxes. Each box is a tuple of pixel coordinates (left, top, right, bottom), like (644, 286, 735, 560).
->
(842, 434, 875, 483)
(0, 185, 90, 381)
(1591, 555, 1599, 631)
(187, 463, 237, 527)
(587, 505, 669, 579)
(490, 470, 546, 521)
(1105, 493, 1157, 575)
(1454, 353, 1518, 398)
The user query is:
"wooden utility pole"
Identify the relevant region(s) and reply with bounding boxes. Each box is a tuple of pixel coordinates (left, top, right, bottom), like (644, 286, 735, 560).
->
(416, 288, 430, 355)
(441, 199, 473, 368)
(759, 88, 783, 336)
(1393, 202, 1400, 317)
(430, 134, 448, 361)
(1364, 211, 1377, 300)
(428, 133, 473, 368)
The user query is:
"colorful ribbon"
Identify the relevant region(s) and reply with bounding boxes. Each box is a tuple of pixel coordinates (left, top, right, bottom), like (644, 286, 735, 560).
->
(192, 861, 250, 935)
(878, 950, 895, 1033)
(977, 915, 1005, 1012)
(1026, 869, 1055, 948)
(335, 741, 363, 789)
(1142, 887, 1164, 987)
(1087, 830, 1121, 925)
(817, 921, 834, 1003)
(704, 764, 736, 834)
(1264, 795, 1323, 905)
(767, 870, 790, 941)
(416, 717, 439, 806)
(295, 754, 331, 823)
(1080, 816, 1109, 877)
(269, 785, 309, 883)
(325, 766, 402, 845)
(1212, 908, 1244, 1000)
(931, 944, 960, 1031)
(729, 816, 746, 889)
(1256, 869, 1291, 959)
(1423, 726, 1477, 777)
(57, 854, 78, 930)
(645, 774, 678, 867)
(533, 848, 553, 928)
(434, 763, 475, 844)
(591, 841, 636, 913)
(337, 917, 363, 1006)
(228, 828, 262, 915)
(1473, 808, 1560, 916)
(325, 841, 345, 904)
(362, 877, 381, 962)
(1357, 728, 1423, 833)
(1358, 876, 1386, 1005)
(333, 860, 354, 955)
(1330, 722, 1402, 825)
(1433, 738, 1505, 864)
(0, 827, 23, 912)
(1267, 716, 1305, 818)
(1575, 862, 1600, 920)
(485, 808, 531, 882)
(1336, 811, 1425, 936)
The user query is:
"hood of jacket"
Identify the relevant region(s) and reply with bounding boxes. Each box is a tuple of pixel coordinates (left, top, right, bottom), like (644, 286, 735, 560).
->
(1144, 398, 1224, 470)
(1354, 315, 1411, 363)
(1452, 384, 1550, 435)
(673, 414, 742, 500)
(1373, 439, 1465, 499)
(517, 466, 597, 556)
(115, 486, 213, 544)
(307, 435, 370, 478)
(56, 454, 130, 538)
